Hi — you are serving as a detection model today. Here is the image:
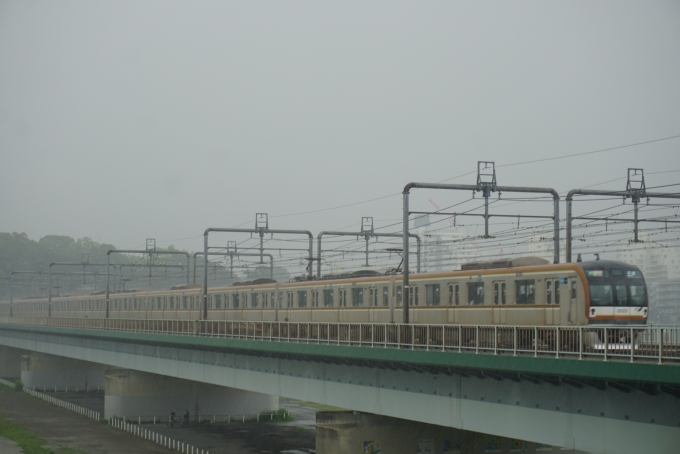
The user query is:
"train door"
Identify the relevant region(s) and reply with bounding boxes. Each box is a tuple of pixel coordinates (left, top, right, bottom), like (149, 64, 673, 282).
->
(544, 280, 554, 325)
(610, 271, 630, 324)
(492, 281, 503, 324)
(568, 277, 578, 325)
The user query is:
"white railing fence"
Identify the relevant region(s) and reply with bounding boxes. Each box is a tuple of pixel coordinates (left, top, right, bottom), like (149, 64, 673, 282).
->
(108, 417, 213, 454)
(0, 377, 16, 389)
(5, 317, 680, 364)
(24, 387, 101, 421)
(117, 410, 289, 425)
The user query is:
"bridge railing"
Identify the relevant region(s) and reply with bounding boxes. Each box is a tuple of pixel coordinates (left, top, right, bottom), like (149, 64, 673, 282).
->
(3, 317, 679, 364)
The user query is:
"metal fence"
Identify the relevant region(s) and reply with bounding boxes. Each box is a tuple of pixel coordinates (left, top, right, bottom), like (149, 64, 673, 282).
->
(5, 317, 680, 364)
(118, 411, 288, 425)
(24, 387, 101, 421)
(0, 377, 16, 389)
(108, 417, 212, 454)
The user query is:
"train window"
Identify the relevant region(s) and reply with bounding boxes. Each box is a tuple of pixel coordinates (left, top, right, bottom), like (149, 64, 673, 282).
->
(425, 284, 440, 306)
(455, 285, 460, 305)
(270, 292, 275, 308)
(169, 296, 175, 309)
(396, 286, 402, 307)
(555, 281, 560, 305)
(156, 297, 161, 309)
(502, 283, 506, 305)
(467, 283, 484, 305)
(589, 283, 612, 306)
(629, 283, 646, 306)
(242, 294, 248, 307)
(215, 294, 221, 309)
(232, 293, 240, 308)
(287, 292, 293, 308)
(251, 293, 259, 308)
(383, 287, 389, 306)
(296, 291, 306, 308)
(494, 283, 499, 305)
(134, 298, 138, 309)
(123, 299, 128, 310)
(546, 281, 552, 305)
(352, 288, 363, 307)
(613, 280, 628, 306)
(182, 296, 188, 309)
(323, 289, 334, 307)
(571, 281, 576, 301)
(515, 280, 535, 305)
(262, 293, 268, 308)
(448, 285, 454, 305)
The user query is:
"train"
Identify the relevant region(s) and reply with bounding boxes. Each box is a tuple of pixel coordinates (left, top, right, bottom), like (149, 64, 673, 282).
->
(1, 257, 648, 330)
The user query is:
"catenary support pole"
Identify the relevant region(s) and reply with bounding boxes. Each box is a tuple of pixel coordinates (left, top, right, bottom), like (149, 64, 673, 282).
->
(402, 181, 560, 323)
(565, 189, 680, 262)
(106, 249, 191, 318)
(202, 227, 314, 320)
(193, 252, 275, 284)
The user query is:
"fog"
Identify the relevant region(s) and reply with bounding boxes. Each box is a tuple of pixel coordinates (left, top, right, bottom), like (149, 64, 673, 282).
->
(1, 1, 679, 255)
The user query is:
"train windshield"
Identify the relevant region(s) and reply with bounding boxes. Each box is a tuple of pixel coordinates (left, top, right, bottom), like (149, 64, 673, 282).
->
(581, 263, 647, 307)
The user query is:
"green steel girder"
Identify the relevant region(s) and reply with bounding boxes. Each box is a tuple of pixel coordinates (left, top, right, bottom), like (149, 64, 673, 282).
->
(1, 323, 679, 387)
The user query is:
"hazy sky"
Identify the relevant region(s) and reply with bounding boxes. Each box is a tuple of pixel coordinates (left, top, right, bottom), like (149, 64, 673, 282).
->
(1, 1, 679, 254)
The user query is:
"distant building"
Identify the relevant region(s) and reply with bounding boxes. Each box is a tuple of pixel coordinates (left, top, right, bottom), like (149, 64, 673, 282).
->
(616, 238, 680, 324)
(413, 216, 477, 272)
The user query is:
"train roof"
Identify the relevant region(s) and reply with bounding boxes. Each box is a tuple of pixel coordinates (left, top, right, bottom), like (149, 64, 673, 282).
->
(461, 256, 549, 271)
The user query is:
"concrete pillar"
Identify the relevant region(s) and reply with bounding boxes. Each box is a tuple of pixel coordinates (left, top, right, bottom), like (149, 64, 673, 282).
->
(21, 352, 107, 389)
(0, 346, 26, 378)
(316, 412, 583, 454)
(104, 369, 278, 420)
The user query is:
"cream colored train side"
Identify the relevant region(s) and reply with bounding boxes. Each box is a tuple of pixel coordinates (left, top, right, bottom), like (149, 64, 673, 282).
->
(2, 262, 598, 326)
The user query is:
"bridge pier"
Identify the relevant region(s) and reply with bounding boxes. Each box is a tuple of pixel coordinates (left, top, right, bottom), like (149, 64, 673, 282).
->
(317, 411, 585, 454)
(20, 352, 107, 390)
(104, 368, 278, 421)
(0, 345, 26, 379)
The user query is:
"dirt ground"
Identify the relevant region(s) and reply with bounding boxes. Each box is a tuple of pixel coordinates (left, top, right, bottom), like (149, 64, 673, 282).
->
(0, 387, 316, 453)
(0, 386, 171, 453)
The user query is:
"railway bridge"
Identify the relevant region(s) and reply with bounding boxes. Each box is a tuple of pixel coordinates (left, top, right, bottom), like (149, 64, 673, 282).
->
(0, 318, 678, 454)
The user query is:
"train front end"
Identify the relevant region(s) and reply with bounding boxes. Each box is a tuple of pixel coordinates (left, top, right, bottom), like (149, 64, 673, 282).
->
(579, 260, 648, 325)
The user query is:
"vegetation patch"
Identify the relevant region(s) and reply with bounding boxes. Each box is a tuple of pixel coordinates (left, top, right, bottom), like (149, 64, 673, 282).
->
(264, 408, 294, 422)
(0, 413, 86, 454)
(296, 401, 344, 411)
(0, 413, 49, 454)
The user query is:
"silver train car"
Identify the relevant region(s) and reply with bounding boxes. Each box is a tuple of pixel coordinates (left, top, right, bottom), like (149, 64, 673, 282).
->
(2, 258, 648, 330)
